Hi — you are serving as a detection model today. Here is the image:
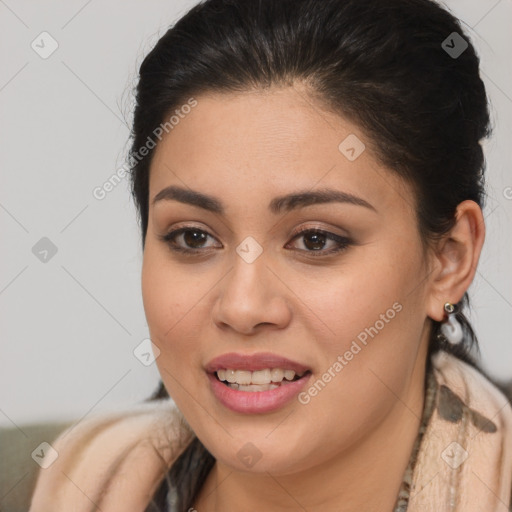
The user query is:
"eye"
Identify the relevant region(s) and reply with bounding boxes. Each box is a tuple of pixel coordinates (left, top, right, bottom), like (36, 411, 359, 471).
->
(286, 228, 352, 257)
(158, 226, 220, 254)
(158, 226, 352, 257)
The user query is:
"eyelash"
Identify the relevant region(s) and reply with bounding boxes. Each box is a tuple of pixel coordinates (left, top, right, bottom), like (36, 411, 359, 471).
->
(158, 226, 352, 257)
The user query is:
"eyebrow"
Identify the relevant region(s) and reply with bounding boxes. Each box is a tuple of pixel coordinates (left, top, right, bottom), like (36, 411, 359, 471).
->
(152, 185, 376, 215)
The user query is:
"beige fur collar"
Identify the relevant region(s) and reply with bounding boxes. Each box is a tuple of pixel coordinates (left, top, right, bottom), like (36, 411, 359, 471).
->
(407, 350, 512, 511)
(29, 351, 512, 511)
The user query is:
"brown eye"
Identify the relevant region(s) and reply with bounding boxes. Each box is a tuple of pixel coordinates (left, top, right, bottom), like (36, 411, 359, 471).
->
(301, 231, 329, 251)
(181, 229, 208, 248)
(287, 229, 352, 257)
(159, 227, 219, 253)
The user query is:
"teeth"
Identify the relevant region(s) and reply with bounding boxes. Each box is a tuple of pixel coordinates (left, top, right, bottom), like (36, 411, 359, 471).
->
(234, 370, 252, 385)
(283, 370, 296, 381)
(270, 369, 284, 382)
(216, 368, 303, 386)
(227, 382, 280, 392)
(251, 369, 271, 385)
(225, 369, 237, 383)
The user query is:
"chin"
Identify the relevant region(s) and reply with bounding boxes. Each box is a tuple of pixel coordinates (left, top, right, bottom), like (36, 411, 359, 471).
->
(204, 430, 319, 475)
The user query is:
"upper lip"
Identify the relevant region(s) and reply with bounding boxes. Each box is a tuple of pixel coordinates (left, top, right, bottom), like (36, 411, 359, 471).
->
(205, 352, 311, 375)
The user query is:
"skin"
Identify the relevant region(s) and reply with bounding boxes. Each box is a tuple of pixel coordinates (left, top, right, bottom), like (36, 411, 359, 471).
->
(141, 85, 485, 512)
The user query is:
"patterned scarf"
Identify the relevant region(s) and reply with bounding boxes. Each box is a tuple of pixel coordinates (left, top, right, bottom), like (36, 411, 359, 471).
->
(28, 350, 512, 511)
(394, 350, 512, 511)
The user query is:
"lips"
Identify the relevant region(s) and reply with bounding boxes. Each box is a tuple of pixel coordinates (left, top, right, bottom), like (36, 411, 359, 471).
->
(205, 352, 312, 414)
(209, 372, 311, 413)
(205, 352, 311, 374)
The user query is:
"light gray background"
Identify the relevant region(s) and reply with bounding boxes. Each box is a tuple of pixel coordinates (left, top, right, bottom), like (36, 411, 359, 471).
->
(0, 0, 511, 428)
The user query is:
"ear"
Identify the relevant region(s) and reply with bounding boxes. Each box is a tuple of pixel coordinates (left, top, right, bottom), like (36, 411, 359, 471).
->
(425, 200, 485, 322)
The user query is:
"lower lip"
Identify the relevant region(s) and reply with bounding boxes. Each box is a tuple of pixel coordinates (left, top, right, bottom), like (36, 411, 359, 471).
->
(207, 372, 311, 414)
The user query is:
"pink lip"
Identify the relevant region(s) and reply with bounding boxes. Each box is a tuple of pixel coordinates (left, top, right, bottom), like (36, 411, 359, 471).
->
(205, 352, 311, 374)
(207, 372, 311, 414)
(205, 352, 312, 414)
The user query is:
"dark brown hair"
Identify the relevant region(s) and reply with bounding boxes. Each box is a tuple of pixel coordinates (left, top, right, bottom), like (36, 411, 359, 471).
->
(127, 0, 493, 509)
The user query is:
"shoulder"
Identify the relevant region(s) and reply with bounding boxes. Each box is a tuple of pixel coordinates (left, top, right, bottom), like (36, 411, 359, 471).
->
(431, 350, 512, 428)
(432, 350, 512, 499)
(410, 351, 512, 510)
(29, 398, 194, 512)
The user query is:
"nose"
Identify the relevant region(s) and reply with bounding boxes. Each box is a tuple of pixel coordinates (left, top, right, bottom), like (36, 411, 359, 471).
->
(212, 252, 292, 336)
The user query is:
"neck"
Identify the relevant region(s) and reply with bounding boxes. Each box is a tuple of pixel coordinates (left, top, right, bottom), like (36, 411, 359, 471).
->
(194, 343, 428, 512)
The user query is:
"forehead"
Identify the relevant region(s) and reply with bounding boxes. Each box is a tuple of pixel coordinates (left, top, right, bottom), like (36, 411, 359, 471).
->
(148, 87, 413, 217)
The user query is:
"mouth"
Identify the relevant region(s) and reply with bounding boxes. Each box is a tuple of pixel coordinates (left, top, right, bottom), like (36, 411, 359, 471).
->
(213, 367, 310, 392)
(205, 352, 312, 413)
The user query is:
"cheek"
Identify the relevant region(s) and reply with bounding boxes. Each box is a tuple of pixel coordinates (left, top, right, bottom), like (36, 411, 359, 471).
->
(300, 248, 420, 352)
(141, 244, 218, 411)
(141, 247, 199, 366)
(141, 242, 201, 336)
(298, 243, 426, 402)
(290, 290, 423, 466)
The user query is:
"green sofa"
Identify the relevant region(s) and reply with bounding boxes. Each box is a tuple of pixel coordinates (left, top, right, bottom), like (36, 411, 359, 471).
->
(0, 421, 75, 512)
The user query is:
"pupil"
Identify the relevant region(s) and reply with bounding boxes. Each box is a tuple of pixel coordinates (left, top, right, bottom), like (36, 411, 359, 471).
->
(184, 230, 206, 248)
(304, 232, 325, 251)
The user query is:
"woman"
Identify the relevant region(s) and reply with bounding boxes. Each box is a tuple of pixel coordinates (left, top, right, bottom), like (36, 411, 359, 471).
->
(29, 0, 512, 510)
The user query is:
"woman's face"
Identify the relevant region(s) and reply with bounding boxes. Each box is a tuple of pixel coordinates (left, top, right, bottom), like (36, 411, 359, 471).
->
(141, 86, 433, 475)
